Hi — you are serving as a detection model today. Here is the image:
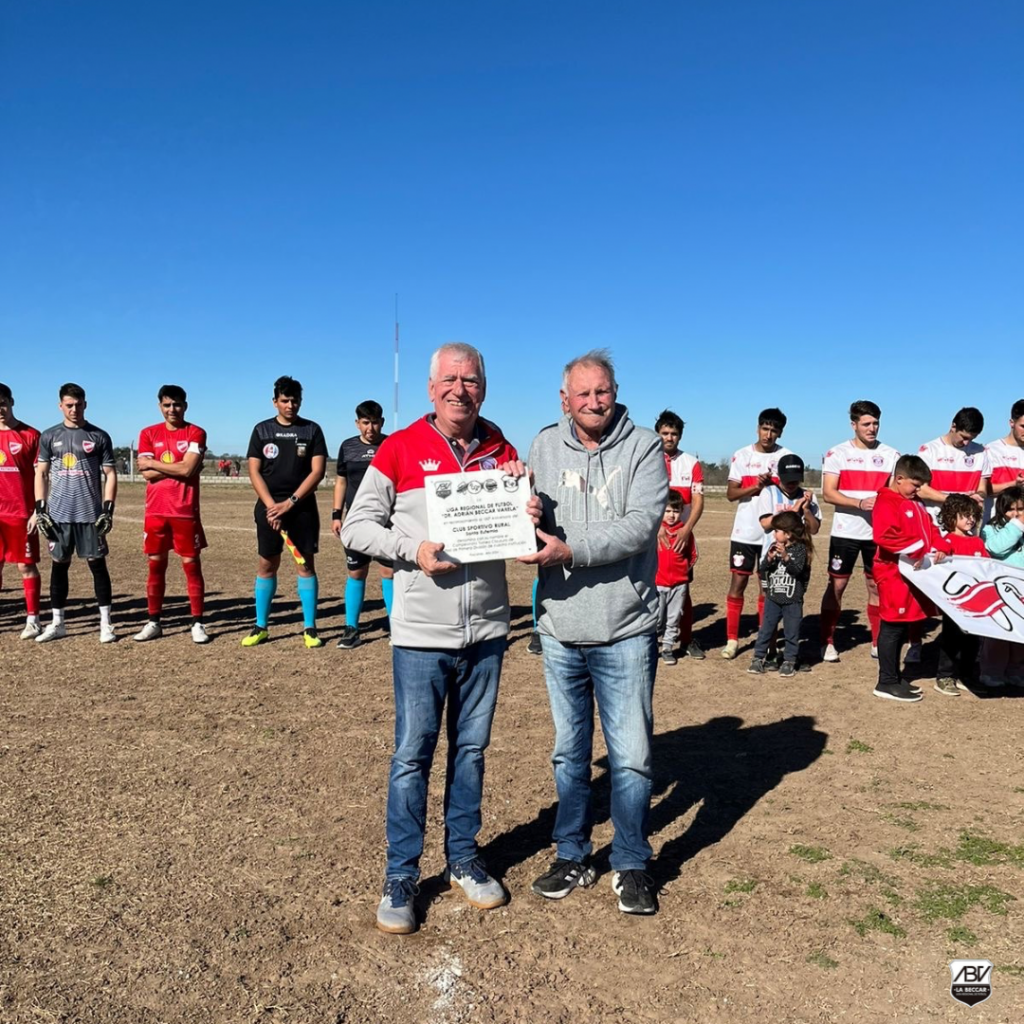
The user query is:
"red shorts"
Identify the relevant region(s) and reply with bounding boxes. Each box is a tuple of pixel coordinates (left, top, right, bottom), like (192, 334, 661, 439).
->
(0, 517, 40, 564)
(143, 515, 207, 558)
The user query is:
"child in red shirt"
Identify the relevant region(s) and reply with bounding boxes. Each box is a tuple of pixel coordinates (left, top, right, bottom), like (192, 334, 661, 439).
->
(934, 494, 987, 695)
(872, 455, 952, 702)
(657, 492, 690, 665)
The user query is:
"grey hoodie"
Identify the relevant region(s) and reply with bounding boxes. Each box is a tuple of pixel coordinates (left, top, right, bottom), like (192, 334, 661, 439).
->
(528, 405, 667, 644)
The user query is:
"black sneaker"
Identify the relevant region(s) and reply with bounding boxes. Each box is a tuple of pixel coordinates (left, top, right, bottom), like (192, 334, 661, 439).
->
(685, 640, 706, 661)
(531, 858, 597, 899)
(336, 626, 361, 650)
(873, 680, 923, 702)
(612, 870, 657, 915)
(779, 661, 796, 677)
(747, 658, 767, 675)
(660, 648, 678, 666)
(527, 631, 543, 656)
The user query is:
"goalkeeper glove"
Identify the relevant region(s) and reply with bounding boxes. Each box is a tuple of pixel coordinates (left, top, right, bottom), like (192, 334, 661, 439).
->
(34, 501, 57, 541)
(95, 500, 115, 537)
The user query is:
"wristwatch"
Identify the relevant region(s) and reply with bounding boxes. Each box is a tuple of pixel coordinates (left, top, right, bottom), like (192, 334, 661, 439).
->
(288, 494, 299, 505)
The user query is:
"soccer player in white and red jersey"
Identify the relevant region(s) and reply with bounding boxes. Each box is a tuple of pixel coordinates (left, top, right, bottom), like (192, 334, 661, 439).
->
(722, 408, 791, 659)
(655, 409, 706, 659)
(982, 399, 1024, 523)
(909, 407, 991, 663)
(134, 385, 211, 644)
(0, 382, 42, 639)
(818, 401, 900, 662)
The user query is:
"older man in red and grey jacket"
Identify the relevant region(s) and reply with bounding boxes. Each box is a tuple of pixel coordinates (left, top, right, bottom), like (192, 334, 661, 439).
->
(343, 341, 523, 935)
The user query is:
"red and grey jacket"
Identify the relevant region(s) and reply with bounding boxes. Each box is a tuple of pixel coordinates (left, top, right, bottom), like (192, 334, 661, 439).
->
(341, 414, 519, 648)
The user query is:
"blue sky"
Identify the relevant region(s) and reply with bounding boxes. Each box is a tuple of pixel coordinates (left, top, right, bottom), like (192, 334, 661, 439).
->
(2, 1, 1022, 463)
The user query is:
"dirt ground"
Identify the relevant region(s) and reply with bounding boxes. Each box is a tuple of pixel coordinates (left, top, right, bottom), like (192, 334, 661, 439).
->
(2, 484, 1023, 1024)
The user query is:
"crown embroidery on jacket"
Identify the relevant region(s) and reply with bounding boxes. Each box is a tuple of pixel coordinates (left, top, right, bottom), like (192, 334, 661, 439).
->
(420, 459, 441, 472)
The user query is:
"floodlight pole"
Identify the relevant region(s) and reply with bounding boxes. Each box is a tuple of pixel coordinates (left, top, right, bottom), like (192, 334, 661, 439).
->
(393, 293, 400, 428)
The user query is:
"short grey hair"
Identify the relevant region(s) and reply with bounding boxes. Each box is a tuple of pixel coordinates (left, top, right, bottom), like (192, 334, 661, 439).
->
(429, 342, 486, 383)
(561, 349, 617, 393)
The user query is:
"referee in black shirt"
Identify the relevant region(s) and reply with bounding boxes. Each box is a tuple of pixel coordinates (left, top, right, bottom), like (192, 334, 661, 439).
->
(243, 376, 327, 647)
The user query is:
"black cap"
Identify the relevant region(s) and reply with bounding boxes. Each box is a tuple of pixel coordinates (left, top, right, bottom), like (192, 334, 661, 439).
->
(777, 454, 805, 482)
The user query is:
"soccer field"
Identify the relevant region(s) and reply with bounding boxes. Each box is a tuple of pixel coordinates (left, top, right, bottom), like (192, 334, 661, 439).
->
(2, 485, 1022, 1022)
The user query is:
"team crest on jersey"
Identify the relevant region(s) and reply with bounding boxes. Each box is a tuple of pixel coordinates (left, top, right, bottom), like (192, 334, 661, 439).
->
(965, 456, 975, 468)
(872, 455, 885, 467)
(82, 440, 95, 454)
(420, 459, 441, 472)
(906, 510, 914, 518)
(177, 441, 189, 453)
(263, 443, 279, 459)
(61, 453, 78, 469)
(160, 451, 175, 464)
(9, 442, 21, 455)
(481, 457, 497, 470)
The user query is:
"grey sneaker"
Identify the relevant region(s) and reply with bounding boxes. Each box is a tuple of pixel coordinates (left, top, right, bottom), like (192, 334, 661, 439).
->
(447, 857, 507, 909)
(747, 658, 767, 675)
(685, 640, 706, 661)
(612, 870, 657, 914)
(779, 661, 796, 678)
(527, 630, 543, 655)
(660, 648, 678, 666)
(376, 877, 419, 934)
(336, 625, 361, 650)
(934, 676, 960, 697)
(532, 858, 597, 899)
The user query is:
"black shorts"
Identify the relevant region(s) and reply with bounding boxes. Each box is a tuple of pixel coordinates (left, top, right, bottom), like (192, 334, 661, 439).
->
(255, 499, 320, 560)
(49, 521, 108, 561)
(345, 547, 394, 572)
(827, 536, 876, 579)
(728, 541, 761, 576)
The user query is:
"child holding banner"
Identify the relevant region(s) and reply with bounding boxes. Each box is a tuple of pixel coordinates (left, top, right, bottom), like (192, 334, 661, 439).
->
(934, 494, 987, 696)
(979, 486, 1024, 688)
(871, 455, 951, 702)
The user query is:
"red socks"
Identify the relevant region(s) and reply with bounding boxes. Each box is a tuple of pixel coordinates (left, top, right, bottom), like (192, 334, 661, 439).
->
(183, 559, 205, 619)
(867, 603, 881, 646)
(819, 605, 840, 644)
(726, 595, 744, 641)
(147, 559, 168, 618)
(23, 574, 41, 615)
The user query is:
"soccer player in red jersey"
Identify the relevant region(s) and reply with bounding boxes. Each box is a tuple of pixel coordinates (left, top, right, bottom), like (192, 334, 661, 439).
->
(0, 382, 42, 639)
(134, 385, 211, 643)
(721, 408, 790, 659)
(818, 401, 900, 662)
(656, 409, 706, 659)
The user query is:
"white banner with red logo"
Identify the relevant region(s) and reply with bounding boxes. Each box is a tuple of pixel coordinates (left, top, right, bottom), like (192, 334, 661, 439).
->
(900, 555, 1024, 642)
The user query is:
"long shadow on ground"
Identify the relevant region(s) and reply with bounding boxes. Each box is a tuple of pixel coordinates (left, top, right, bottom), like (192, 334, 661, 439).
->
(479, 714, 828, 889)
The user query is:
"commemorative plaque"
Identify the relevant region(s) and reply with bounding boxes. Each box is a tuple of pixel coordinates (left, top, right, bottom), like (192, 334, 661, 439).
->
(425, 469, 536, 564)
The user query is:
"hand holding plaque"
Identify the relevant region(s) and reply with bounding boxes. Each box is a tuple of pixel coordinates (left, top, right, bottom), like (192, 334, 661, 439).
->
(424, 468, 536, 564)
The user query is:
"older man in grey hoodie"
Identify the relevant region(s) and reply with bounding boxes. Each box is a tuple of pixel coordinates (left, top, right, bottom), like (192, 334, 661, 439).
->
(519, 350, 667, 915)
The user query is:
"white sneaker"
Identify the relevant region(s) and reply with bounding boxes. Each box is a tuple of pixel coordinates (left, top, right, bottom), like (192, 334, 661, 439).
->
(36, 622, 67, 643)
(904, 643, 922, 664)
(133, 621, 163, 642)
(871, 645, 879, 659)
(99, 624, 117, 644)
(821, 643, 840, 663)
(191, 622, 211, 644)
(721, 640, 739, 660)
(20, 621, 42, 640)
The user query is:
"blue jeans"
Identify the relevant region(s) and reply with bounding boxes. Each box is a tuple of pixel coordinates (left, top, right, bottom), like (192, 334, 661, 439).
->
(385, 639, 505, 879)
(540, 633, 656, 871)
